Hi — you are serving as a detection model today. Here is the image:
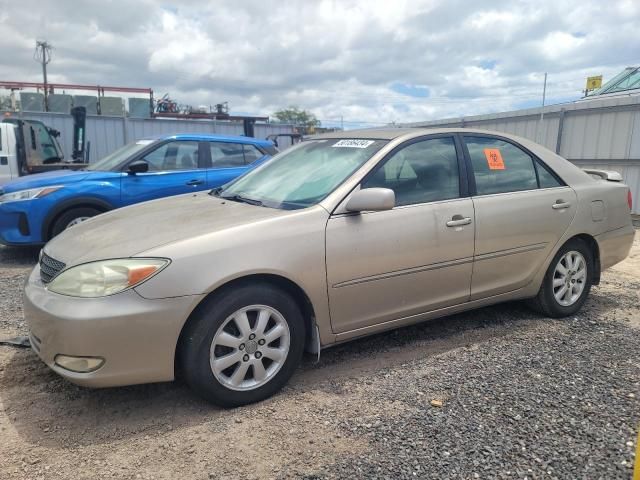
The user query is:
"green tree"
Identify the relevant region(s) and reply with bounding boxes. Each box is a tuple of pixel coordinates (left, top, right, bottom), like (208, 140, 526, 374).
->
(272, 106, 320, 127)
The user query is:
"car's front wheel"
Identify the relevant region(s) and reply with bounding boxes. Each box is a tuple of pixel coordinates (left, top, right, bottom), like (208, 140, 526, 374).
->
(50, 207, 101, 237)
(180, 283, 305, 407)
(529, 239, 594, 318)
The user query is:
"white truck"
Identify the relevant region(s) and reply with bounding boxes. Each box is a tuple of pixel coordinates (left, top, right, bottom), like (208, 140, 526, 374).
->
(0, 116, 88, 185)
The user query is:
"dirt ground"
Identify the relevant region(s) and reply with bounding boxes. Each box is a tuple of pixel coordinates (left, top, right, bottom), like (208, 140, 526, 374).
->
(0, 231, 638, 479)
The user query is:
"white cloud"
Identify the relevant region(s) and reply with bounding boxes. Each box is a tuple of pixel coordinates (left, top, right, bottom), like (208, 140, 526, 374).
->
(0, 0, 638, 127)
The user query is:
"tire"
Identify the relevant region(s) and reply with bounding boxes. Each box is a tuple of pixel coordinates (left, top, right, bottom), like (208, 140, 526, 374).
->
(179, 283, 306, 408)
(50, 207, 102, 238)
(528, 239, 594, 318)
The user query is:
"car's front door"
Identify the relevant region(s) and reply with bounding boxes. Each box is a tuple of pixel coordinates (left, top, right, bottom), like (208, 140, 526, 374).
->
(462, 135, 577, 300)
(120, 140, 207, 206)
(325, 136, 475, 334)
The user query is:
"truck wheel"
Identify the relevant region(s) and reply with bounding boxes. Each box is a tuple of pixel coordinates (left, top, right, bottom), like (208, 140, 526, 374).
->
(527, 239, 594, 318)
(50, 207, 101, 238)
(179, 283, 305, 408)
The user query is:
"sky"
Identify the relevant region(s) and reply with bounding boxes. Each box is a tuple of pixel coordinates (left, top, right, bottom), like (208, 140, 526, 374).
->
(0, 0, 639, 128)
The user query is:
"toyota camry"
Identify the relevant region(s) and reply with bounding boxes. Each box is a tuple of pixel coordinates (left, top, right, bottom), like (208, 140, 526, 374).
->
(24, 128, 634, 407)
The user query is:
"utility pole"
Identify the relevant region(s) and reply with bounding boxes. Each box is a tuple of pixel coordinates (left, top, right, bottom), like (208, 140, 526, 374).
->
(340, 115, 344, 130)
(540, 72, 547, 122)
(34, 40, 53, 111)
(538, 72, 547, 143)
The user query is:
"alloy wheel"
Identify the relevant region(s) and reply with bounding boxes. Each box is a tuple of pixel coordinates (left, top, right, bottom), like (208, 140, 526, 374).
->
(209, 305, 290, 391)
(65, 216, 91, 229)
(552, 250, 587, 307)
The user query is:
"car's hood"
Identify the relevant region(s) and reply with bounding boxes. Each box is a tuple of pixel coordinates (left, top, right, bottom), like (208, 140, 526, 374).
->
(44, 192, 297, 265)
(0, 169, 95, 193)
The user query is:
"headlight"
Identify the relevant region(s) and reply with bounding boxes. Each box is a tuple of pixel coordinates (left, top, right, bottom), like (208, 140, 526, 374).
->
(0, 186, 63, 203)
(46, 258, 169, 298)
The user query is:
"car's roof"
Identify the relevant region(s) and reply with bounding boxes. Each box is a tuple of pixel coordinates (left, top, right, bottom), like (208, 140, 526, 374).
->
(145, 133, 273, 146)
(310, 127, 517, 141)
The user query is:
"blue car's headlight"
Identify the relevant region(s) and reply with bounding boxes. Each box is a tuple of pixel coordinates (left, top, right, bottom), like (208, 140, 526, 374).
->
(0, 186, 63, 203)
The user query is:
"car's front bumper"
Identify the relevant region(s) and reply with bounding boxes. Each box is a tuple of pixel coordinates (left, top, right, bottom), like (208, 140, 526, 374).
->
(23, 265, 204, 388)
(0, 199, 41, 245)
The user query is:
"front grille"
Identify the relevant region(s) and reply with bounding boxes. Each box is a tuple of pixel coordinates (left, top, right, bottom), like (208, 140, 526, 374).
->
(40, 253, 66, 284)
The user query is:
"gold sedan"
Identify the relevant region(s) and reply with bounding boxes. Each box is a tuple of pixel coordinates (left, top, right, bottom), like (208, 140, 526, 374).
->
(24, 128, 635, 407)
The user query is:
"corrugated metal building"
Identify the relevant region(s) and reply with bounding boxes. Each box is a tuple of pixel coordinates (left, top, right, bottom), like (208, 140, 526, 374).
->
(1, 111, 296, 162)
(402, 86, 640, 214)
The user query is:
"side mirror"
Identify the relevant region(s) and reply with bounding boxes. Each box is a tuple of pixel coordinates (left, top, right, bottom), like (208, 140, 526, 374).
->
(345, 188, 395, 212)
(127, 160, 149, 174)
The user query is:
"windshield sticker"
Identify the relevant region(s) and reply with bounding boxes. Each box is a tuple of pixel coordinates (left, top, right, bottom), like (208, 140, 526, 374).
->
(332, 139, 375, 149)
(484, 148, 505, 170)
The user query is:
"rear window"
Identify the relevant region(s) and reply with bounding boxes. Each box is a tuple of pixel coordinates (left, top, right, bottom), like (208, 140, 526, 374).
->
(209, 142, 245, 168)
(465, 136, 537, 195)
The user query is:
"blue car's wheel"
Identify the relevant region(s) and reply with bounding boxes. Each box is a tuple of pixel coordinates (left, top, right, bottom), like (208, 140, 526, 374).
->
(50, 207, 101, 238)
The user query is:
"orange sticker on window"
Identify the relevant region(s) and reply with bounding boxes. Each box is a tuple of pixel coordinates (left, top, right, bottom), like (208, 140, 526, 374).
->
(484, 148, 505, 170)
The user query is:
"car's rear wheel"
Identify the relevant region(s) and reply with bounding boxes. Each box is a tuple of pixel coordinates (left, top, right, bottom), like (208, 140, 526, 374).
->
(528, 239, 594, 318)
(180, 283, 305, 408)
(50, 207, 101, 237)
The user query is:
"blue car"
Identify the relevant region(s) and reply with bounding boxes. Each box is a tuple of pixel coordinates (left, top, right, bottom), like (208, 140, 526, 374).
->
(0, 134, 276, 245)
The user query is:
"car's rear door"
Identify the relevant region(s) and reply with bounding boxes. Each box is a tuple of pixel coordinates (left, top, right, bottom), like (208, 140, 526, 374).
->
(120, 140, 207, 206)
(204, 142, 271, 189)
(325, 135, 475, 334)
(462, 134, 577, 300)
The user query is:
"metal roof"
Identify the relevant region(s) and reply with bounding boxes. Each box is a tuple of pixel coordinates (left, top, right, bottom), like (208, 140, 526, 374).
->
(589, 66, 640, 97)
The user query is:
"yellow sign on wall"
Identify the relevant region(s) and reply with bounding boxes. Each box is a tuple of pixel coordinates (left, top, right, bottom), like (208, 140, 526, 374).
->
(586, 75, 603, 91)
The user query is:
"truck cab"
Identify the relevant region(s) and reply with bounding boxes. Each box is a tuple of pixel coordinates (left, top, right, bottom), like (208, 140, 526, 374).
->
(0, 118, 85, 185)
(0, 122, 19, 184)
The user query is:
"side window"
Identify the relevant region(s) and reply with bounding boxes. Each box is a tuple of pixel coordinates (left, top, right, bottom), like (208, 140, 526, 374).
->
(209, 142, 245, 168)
(362, 137, 460, 206)
(535, 159, 563, 188)
(141, 141, 199, 171)
(465, 137, 537, 195)
(243, 144, 264, 163)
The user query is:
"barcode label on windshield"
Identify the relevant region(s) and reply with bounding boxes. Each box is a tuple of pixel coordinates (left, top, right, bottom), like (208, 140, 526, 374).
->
(332, 139, 375, 148)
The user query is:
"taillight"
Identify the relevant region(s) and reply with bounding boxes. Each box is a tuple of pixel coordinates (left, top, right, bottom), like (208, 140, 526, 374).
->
(628, 190, 633, 210)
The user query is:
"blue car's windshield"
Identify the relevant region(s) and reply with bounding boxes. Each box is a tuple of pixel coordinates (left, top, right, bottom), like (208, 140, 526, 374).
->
(86, 140, 154, 171)
(218, 138, 387, 209)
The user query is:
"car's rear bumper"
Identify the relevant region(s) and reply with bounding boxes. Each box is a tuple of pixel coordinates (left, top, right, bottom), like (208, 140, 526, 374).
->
(596, 223, 635, 271)
(23, 265, 204, 388)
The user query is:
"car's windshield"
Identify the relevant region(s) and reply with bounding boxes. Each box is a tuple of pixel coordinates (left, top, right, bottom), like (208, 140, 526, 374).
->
(218, 138, 387, 209)
(86, 140, 154, 171)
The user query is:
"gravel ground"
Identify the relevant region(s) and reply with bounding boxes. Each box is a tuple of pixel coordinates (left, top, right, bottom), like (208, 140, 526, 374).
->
(0, 233, 638, 479)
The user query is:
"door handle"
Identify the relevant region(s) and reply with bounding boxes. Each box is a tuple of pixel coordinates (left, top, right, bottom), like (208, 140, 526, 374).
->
(186, 179, 204, 186)
(552, 200, 571, 210)
(446, 215, 472, 227)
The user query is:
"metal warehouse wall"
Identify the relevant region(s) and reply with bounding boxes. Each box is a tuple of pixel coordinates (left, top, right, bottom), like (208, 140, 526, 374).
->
(1, 112, 295, 163)
(403, 94, 640, 214)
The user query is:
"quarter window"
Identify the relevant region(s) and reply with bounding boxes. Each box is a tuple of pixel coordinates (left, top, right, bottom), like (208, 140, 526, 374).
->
(243, 144, 264, 163)
(362, 137, 460, 206)
(465, 137, 538, 195)
(535, 159, 562, 188)
(209, 142, 245, 168)
(141, 141, 199, 171)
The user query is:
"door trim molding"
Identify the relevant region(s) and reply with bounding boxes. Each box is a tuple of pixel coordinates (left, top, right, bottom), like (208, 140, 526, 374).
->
(474, 242, 548, 262)
(332, 242, 547, 289)
(333, 256, 474, 288)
